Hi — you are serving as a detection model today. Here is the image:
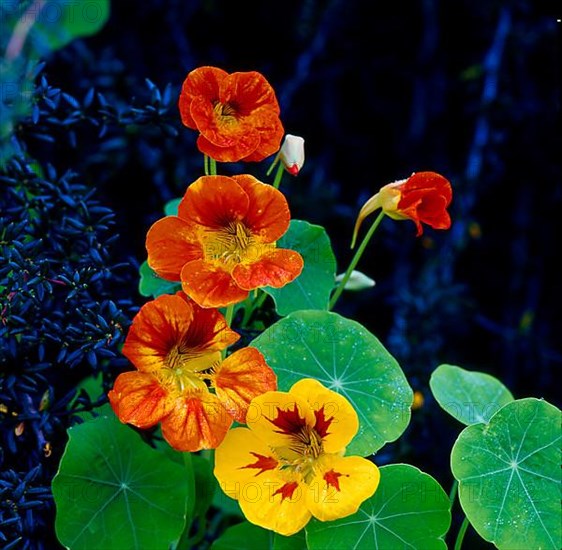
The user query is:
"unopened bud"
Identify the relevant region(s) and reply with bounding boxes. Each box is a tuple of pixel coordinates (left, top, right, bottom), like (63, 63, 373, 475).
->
(279, 134, 305, 176)
(335, 270, 375, 291)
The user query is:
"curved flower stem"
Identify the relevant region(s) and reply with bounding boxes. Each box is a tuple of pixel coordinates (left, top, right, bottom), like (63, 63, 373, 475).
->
(241, 290, 268, 328)
(204, 155, 209, 176)
(272, 162, 284, 189)
(328, 211, 385, 310)
(454, 517, 470, 550)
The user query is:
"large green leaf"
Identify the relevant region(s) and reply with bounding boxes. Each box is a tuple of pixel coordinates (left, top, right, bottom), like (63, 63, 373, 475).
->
(264, 220, 336, 315)
(451, 398, 561, 549)
(252, 310, 413, 455)
(306, 464, 451, 549)
(138, 259, 181, 298)
(52, 407, 192, 549)
(211, 522, 273, 550)
(429, 364, 514, 425)
(211, 521, 306, 550)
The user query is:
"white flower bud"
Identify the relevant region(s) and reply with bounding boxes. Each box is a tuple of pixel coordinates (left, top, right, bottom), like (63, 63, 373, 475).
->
(279, 134, 305, 176)
(335, 270, 375, 291)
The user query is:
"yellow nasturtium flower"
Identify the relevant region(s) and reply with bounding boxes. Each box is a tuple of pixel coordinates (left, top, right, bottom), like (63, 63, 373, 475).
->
(214, 378, 380, 536)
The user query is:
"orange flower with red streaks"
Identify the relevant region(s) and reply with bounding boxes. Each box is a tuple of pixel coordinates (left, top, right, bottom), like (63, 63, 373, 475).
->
(214, 379, 380, 536)
(179, 66, 284, 162)
(146, 174, 304, 308)
(352, 171, 452, 244)
(108, 292, 276, 452)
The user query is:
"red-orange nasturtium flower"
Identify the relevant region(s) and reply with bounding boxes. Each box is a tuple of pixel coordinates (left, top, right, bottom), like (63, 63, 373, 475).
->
(146, 174, 304, 308)
(108, 292, 276, 452)
(352, 171, 452, 245)
(214, 379, 380, 536)
(179, 66, 284, 162)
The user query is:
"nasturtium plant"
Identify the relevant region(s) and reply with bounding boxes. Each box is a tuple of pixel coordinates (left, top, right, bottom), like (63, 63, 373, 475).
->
(451, 398, 561, 550)
(263, 220, 337, 315)
(252, 310, 413, 455)
(430, 364, 514, 425)
(52, 406, 192, 550)
(306, 464, 451, 550)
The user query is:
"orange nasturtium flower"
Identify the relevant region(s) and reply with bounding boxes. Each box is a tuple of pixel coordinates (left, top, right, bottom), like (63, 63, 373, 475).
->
(179, 66, 284, 162)
(146, 174, 304, 308)
(214, 379, 380, 536)
(108, 292, 276, 452)
(352, 171, 452, 244)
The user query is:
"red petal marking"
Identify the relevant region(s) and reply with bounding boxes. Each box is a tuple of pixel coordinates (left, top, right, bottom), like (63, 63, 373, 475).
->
(324, 469, 347, 492)
(286, 164, 299, 176)
(269, 404, 307, 435)
(241, 452, 279, 476)
(313, 406, 334, 439)
(273, 481, 299, 501)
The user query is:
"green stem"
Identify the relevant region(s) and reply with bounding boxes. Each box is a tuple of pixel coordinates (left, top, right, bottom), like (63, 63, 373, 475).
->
(204, 154, 209, 176)
(241, 290, 268, 328)
(449, 479, 458, 505)
(266, 155, 279, 176)
(224, 303, 235, 327)
(272, 162, 284, 189)
(209, 157, 217, 176)
(328, 211, 385, 310)
(454, 517, 469, 550)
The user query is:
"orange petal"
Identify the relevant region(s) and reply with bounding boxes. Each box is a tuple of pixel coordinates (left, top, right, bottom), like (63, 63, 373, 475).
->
(146, 216, 202, 281)
(305, 454, 380, 521)
(178, 175, 249, 230)
(220, 71, 280, 114)
(178, 66, 227, 129)
(122, 293, 195, 372)
(289, 378, 359, 454)
(241, 110, 284, 162)
(196, 134, 260, 163)
(232, 249, 303, 290)
(402, 171, 452, 204)
(181, 260, 249, 308)
(213, 347, 277, 423)
(191, 97, 261, 153)
(232, 174, 291, 242)
(186, 300, 240, 352)
(160, 390, 232, 452)
(108, 371, 173, 428)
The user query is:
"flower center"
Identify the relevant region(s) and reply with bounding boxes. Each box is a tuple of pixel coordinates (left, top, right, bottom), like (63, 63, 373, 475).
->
(205, 221, 258, 267)
(213, 101, 238, 120)
(161, 344, 219, 394)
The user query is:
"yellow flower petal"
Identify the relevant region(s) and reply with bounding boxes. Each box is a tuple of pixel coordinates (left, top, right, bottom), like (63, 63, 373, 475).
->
(305, 454, 380, 521)
(245, 390, 315, 456)
(214, 427, 311, 536)
(289, 378, 359, 454)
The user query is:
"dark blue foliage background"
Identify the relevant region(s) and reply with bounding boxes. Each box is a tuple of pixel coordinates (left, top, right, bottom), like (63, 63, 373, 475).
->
(1, 0, 560, 548)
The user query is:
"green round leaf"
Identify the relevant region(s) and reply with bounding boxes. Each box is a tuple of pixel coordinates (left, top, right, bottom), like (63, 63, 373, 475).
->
(451, 398, 561, 550)
(29, 0, 110, 55)
(252, 310, 413, 455)
(211, 522, 273, 550)
(306, 464, 451, 550)
(138, 259, 181, 298)
(52, 408, 191, 550)
(430, 364, 514, 425)
(264, 220, 336, 315)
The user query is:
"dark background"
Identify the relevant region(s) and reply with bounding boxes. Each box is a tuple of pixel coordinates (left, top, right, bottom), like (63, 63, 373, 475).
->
(8, 0, 562, 547)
